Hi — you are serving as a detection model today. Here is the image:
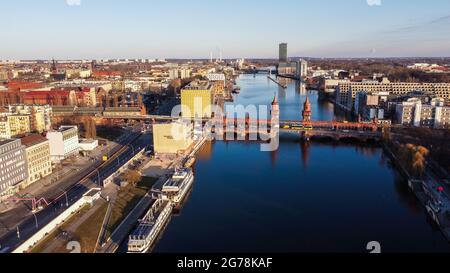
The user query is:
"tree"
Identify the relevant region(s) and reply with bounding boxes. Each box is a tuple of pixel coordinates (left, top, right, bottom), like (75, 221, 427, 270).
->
(112, 94, 119, 107)
(83, 117, 97, 139)
(137, 94, 143, 107)
(123, 170, 141, 187)
(89, 118, 97, 139)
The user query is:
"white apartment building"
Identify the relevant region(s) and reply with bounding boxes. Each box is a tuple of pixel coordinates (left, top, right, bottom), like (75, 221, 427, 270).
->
(336, 80, 450, 111)
(46, 126, 80, 162)
(396, 98, 450, 129)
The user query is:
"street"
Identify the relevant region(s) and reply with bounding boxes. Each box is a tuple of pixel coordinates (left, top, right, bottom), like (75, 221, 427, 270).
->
(0, 126, 150, 252)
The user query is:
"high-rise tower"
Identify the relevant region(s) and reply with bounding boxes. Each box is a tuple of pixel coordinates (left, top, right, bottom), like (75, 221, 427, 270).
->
(279, 43, 288, 63)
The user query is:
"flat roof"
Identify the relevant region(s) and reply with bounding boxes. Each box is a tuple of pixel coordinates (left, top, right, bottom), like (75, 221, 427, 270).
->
(0, 138, 18, 147)
(183, 80, 212, 91)
(20, 134, 48, 147)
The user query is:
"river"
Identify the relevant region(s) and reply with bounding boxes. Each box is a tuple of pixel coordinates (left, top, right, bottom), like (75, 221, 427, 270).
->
(153, 74, 450, 253)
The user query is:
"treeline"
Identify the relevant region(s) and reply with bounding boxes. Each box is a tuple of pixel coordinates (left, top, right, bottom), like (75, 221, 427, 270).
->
(310, 60, 450, 83)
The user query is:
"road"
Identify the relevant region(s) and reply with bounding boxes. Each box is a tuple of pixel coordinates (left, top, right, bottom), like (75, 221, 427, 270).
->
(0, 126, 150, 252)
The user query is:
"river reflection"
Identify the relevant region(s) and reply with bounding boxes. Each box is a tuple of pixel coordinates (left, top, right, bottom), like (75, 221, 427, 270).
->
(153, 74, 450, 253)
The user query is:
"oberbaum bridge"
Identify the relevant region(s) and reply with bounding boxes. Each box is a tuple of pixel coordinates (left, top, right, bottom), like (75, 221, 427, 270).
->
(52, 96, 382, 142)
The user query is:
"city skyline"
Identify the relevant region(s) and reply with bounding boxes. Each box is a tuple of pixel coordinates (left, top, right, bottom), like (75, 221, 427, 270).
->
(1, 0, 450, 60)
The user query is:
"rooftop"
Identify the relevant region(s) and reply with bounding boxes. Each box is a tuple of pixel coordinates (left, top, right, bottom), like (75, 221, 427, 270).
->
(0, 138, 18, 147)
(183, 80, 212, 91)
(20, 134, 48, 147)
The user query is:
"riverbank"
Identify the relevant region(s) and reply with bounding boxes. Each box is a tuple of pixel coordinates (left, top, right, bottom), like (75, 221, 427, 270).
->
(382, 141, 450, 244)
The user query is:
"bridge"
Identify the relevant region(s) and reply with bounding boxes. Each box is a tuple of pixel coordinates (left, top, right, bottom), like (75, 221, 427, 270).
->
(52, 96, 383, 142)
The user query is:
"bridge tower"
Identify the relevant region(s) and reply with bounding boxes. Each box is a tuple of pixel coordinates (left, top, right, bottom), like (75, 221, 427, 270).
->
(271, 95, 279, 119)
(302, 96, 312, 122)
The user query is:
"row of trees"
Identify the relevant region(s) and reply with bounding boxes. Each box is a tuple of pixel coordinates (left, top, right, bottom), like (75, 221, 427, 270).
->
(59, 116, 97, 139)
(396, 144, 430, 178)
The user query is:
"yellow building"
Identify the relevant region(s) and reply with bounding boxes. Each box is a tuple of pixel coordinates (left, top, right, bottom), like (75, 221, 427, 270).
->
(181, 81, 213, 119)
(21, 135, 53, 188)
(153, 122, 194, 155)
(0, 114, 32, 139)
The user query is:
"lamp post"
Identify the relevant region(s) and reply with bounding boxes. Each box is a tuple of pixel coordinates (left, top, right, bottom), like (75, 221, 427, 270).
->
(33, 213, 38, 229)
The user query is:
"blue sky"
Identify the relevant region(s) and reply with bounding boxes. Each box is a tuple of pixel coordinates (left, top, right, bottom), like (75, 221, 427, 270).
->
(2, 0, 450, 59)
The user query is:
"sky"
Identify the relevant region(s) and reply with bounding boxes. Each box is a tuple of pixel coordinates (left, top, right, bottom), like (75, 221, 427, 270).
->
(1, 0, 450, 59)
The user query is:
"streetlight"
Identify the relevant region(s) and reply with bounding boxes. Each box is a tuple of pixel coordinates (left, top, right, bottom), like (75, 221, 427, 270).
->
(64, 192, 69, 207)
(96, 169, 102, 186)
(128, 144, 135, 155)
(33, 213, 38, 229)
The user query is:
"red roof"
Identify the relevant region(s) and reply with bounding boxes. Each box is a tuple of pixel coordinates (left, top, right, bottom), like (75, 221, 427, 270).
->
(21, 134, 48, 147)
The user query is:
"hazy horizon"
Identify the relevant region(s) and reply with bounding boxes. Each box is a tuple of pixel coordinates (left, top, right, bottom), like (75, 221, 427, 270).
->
(2, 0, 450, 60)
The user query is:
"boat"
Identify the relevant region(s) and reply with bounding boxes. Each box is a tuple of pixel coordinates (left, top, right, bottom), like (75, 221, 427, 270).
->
(127, 199, 173, 253)
(161, 168, 195, 208)
(184, 156, 196, 168)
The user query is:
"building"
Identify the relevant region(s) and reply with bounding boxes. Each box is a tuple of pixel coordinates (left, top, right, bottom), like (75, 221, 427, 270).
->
(153, 122, 194, 155)
(206, 73, 226, 95)
(79, 139, 99, 152)
(320, 78, 351, 93)
(0, 139, 28, 198)
(277, 62, 297, 75)
(279, 43, 288, 63)
(7, 105, 53, 132)
(296, 59, 308, 78)
(46, 126, 80, 162)
(396, 98, 450, 128)
(354, 91, 390, 120)
(336, 80, 450, 111)
(169, 69, 192, 80)
(21, 134, 52, 188)
(181, 81, 213, 119)
(0, 70, 8, 81)
(169, 69, 179, 80)
(0, 114, 32, 139)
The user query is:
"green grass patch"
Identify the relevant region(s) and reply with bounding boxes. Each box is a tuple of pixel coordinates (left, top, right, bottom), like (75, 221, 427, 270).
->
(30, 205, 89, 253)
(105, 177, 158, 239)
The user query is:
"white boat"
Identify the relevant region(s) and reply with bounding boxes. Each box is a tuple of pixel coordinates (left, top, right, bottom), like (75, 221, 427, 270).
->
(161, 168, 194, 207)
(127, 199, 173, 253)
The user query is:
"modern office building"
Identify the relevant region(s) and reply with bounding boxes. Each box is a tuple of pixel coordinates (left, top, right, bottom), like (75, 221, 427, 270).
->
(46, 126, 80, 162)
(181, 81, 213, 119)
(0, 139, 28, 197)
(21, 134, 52, 188)
(396, 98, 450, 128)
(153, 121, 194, 155)
(279, 43, 288, 63)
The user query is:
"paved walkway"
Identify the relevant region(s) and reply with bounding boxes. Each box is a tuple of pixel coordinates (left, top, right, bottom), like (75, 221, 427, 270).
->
(39, 199, 107, 253)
